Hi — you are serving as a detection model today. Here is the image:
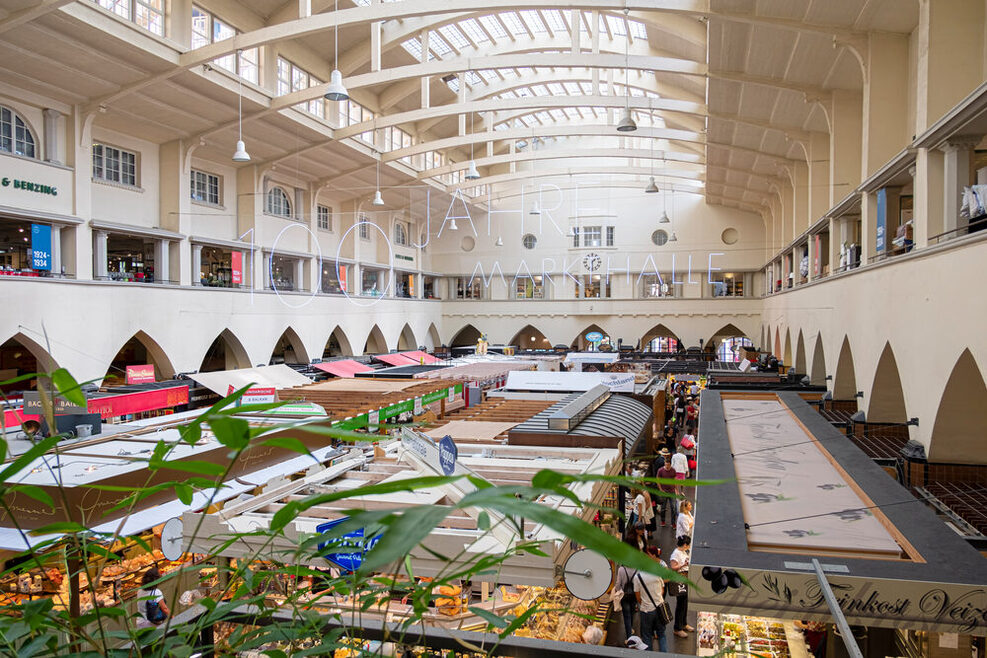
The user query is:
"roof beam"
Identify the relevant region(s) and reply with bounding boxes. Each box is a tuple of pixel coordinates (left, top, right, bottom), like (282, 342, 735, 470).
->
(0, 0, 75, 35)
(454, 165, 705, 192)
(708, 71, 830, 100)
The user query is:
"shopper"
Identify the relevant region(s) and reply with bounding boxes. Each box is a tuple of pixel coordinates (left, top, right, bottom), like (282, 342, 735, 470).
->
(138, 567, 169, 625)
(685, 399, 699, 431)
(635, 556, 669, 651)
(676, 500, 695, 539)
(656, 454, 677, 527)
(670, 447, 689, 498)
(615, 533, 640, 639)
(669, 536, 693, 638)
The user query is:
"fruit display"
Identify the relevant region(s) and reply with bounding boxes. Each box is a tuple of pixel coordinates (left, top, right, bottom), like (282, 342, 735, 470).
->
(697, 612, 807, 658)
(509, 584, 607, 644)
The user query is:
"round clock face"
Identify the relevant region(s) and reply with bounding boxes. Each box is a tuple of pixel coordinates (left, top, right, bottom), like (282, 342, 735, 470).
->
(583, 252, 601, 272)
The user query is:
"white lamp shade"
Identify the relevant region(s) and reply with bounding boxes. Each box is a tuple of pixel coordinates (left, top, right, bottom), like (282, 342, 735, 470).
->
(325, 69, 349, 101)
(530, 203, 541, 216)
(448, 218, 459, 230)
(232, 140, 250, 162)
(645, 177, 660, 193)
(669, 231, 678, 242)
(465, 160, 481, 180)
(495, 236, 504, 246)
(658, 210, 671, 223)
(616, 108, 637, 132)
(372, 190, 385, 206)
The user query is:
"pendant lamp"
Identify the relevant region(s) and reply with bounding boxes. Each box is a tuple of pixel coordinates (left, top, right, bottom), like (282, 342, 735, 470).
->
(372, 137, 384, 206)
(645, 176, 659, 193)
(495, 235, 504, 246)
(324, 0, 349, 101)
(617, 108, 637, 132)
(658, 210, 671, 223)
(616, 13, 637, 133)
(669, 231, 678, 242)
(530, 203, 541, 216)
(372, 189, 385, 206)
(465, 107, 481, 180)
(449, 218, 459, 230)
(232, 61, 251, 162)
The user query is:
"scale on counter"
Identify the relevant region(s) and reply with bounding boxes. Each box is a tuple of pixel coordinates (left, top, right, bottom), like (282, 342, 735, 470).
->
(561, 548, 613, 600)
(160, 517, 185, 561)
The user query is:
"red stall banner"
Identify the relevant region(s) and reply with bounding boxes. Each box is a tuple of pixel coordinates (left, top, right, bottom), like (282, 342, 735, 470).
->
(87, 385, 189, 419)
(125, 364, 156, 385)
(231, 251, 243, 285)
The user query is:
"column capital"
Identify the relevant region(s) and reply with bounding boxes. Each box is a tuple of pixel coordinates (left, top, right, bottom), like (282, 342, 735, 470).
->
(940, 135, 981, 153)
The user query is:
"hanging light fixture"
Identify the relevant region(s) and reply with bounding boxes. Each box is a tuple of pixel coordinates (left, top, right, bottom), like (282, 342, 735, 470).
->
(669, 231, 678, 242)
(658, 153, 671, 220)
(372, 129, 384, 206)
(465, 105, 481, 180)
(232, 56, 251, 163)
(495, 235, 504, 246)
(449, 218, 459, 230)
(645, 106, 658, 192)
(324, 0, 349, 101)
(645, 176, 659, 194)
(616, 11, 637, 133)
(530, 203, 541, 216)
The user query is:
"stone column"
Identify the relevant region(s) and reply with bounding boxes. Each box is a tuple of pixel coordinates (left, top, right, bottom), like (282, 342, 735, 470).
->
(42, 109, 61, 164)
(155, 239, 170, 283)
(294, 258, 305, 292)
(93, 230, 108, 279)
(191, 243, 202, 283)
(941, 136, 979, 235)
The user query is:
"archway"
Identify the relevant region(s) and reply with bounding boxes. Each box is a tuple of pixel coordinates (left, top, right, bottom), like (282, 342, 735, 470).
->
(199, 329, 250, 372)
(783, 330, 793, 368)
(270, 327, 309, 365)
(103, 331, 176, 387)
(795, 330, 807, 375)
(760, 326, 766, 352)
(424, 323, 441, 351)
(363, 325, 388, 354)
(0, 333, 57, 394)
(572, 324, 612, 351)
(929, 350, 987, 463)
(833, 336, 857, 400)
(773, 328, 782, 358)
(810, 334, 827, 386)
(449, 324, 482, 348)
(322, 326, 354, 358)
(641, 323, 680, 353)
(867, 343, 907, 423)
(397, 324, 417, 351)
(707, 324, 751, 362)
(509, 325, 551, 350)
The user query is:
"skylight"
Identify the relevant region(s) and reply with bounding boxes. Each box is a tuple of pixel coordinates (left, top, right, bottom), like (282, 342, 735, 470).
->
(542, 9, 567, 33)
(459, 18, 489, 44)
(478, 15, 508, 40)
(430, 33, 453, 57)
(439, 24, 470, 51)
(401, 37, 423, 60)
(606, 14, 627, 37)
(629, 19, 648, 39)
(519, 10, 547, 33)
(500, 12, 527, 36)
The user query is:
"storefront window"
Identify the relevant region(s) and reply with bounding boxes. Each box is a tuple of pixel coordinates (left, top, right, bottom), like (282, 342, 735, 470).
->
(710, 272, 744, 297)
(423, 276, 439, 299)
(320, 261, 345, 294)
(574, 274, 609, 298)
(199, 247, 240, 288)
(0, 219, 49, 277)
(362, 268, 385, 296)
(645, 336, 678, 352)
(515, 275, 544, 299)
(268, 255, 296, 291)
(106, 235, 155, 283)
(641, 274, 674, 298)
(395, 272, 414, 298)
(454, 277, 482, 299)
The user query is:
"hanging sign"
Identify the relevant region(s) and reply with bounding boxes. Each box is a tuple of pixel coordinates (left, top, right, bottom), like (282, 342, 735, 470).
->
(231, 251, 243, 285)
(585, 331, 604, 343)
(438, 435, 458, 476)
(316, 517, 381, 572)
(241, 387, 276, 404)
(31, 224, 51, 271)
(125, 364, 155, 384)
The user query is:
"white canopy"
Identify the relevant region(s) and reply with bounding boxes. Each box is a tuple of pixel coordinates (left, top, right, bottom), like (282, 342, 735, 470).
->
(190, 364, 312, 396)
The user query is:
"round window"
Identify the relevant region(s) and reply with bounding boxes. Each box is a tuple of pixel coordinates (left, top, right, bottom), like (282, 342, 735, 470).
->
(522, 234, 537, 249)
(460, 236, 475, 252)
(721, 227, 739, 245)
(651, 230, 669, 246)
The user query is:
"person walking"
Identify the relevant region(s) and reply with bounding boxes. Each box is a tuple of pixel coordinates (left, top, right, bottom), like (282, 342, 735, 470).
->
(635, 558, 670, 651)
(676, 500, 695, 539)
(615, 533, 640, 640)
(656, 452, 677, 527)
(670, 447, 689, 498)
(669, 535, 693, 638)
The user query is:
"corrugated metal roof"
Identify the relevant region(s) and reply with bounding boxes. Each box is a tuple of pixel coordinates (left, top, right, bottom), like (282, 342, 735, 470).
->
(511, 392, 651, 450)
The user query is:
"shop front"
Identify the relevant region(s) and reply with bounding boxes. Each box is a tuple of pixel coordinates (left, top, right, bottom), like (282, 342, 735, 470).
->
(320, 259, 349, 294)
(92, 221, 181, 284)
(0, 215, 68, 277)
(394, 269, 415, 298)
(361, 266, 388, 296)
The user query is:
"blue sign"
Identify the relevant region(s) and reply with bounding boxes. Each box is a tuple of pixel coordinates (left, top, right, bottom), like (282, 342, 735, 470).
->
(585, 331, 604, 343)
(438, 434, 457, 476)
(31, 224, 51, 271)
(875, 188, 887, 253)
(315, 517, 381, 572)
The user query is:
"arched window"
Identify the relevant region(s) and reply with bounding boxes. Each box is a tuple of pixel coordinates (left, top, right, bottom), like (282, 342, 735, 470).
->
(0, 105, 36, 158)
(265, 186, 291, 217)
(394, 222, 407, 246)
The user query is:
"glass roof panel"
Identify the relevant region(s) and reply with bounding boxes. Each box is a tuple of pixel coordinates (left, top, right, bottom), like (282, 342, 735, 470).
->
(629, 19, 648, 39)
(530, 84, 548, 96)
(519, 10, 547, 33)
(464, 71, 483, 86)
(439, 24, 470, 50)
(543, 9, 567, 33)
(429, 33, 453, 57)
(606, 14, 627, 37)
(500, 12, 527, 36)
(459, 18, 489, 43)
(401, 37, 423, 60)
(478, 15, 508, 40)
(564, 81, 581, 94)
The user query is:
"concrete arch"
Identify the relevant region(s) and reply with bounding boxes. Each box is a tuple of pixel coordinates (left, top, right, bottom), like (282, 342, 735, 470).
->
(509, 324, 551, 350)
(832, 336, 858, 400)
(424, 323, 441, 351)
(199, 329, 250, 372)
(928, 349, 987, 463)
(810, 333, 827, 386)
(572, 323, 611, 351)
(867, 343, 907, 424)
(363, 325, 388, 355)
(773, 328, 782, 359)
(0, 331, 58, 376)
(794, 330, 807, 375)
(322, 325, 355, 358)
(397, 323, 418, 351)
(707, 322, 749, 345)
(103, 330, 177, 385)
(641, 323, 681, 351)
(449, 324, 482, 348)
(270, 327, 310, 365)
(783, 329, 793, 368)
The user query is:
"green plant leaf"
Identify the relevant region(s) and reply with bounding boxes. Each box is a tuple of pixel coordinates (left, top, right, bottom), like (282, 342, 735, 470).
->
(469, 605, 509, 628)
(174, 482, 193, 505)
(358, 505, 451, 573)
(0, 435, 60, 482)
(148, 457, 225, 478)
(50, 368, 86, 407)
(29, 521, 89, 536)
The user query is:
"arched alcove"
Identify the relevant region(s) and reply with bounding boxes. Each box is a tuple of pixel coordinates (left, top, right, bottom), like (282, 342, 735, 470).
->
(199, 329, 250, 372)
(833, 336, 857, 400)
(773, 328, 782, 359)
(707, 323, 751, 362)
(795, 330, 807, 375)
(397, 323, 417, 351)
(424, 323, 441, 351)
(810, 334, 827, 386)
(641, 323, 680, 352)
(103, 330, 176, 386)
(783, 330, 793, 367)
(928, 349, 987, 463)
(363, 325, 388, 354)
(0, 333, 57, 393)
(509, 324, 551, 350)
(867, 343, 907, 423)
(572, 324, 611, 351)
(323, 326, 354, 358)
(449, 324, 482, 348)
(270, 327, 309, 365)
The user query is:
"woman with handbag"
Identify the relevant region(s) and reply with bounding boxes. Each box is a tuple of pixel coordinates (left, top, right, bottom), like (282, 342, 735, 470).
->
(614, 533, 641, 640)
(636, 549, 671, 651)
(669, 535, 693, 638)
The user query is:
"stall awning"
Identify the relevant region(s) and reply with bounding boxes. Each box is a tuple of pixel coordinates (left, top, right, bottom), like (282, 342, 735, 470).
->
(190, 364, 312, 396)
(374, 353, 418, 366)
(313, 360, 373, 378)
(403, 351, 441, 364)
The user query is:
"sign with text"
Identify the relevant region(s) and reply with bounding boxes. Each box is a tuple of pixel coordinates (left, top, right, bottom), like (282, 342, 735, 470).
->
(231, 251, 242, 285)
(316, 516, 381, 572)
(438, 435, 458, 476)
(30, 224, 51, 271)
(876, 188, 888, 253)
(125, 364, 155, 385)
(505, 370, 635, 393)
(241, 387, 276, 404)
(22, 391, 86, 415)
(585, 331, 604, 343)
(86, 385, 189, 419)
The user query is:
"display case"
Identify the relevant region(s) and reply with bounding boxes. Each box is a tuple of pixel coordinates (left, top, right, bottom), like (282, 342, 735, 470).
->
(696, 612, 809, 658)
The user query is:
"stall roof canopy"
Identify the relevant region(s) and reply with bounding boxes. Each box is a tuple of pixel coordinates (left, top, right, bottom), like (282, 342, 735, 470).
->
(504, 370, 635, 393)
(691, 391, 987, 635)
(417, 360, 538, 383)
(313, 359, 374, 378)
(190, 364, 312, 396)
(404, 351, 441, 364)
(373, 353, 419, 367)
